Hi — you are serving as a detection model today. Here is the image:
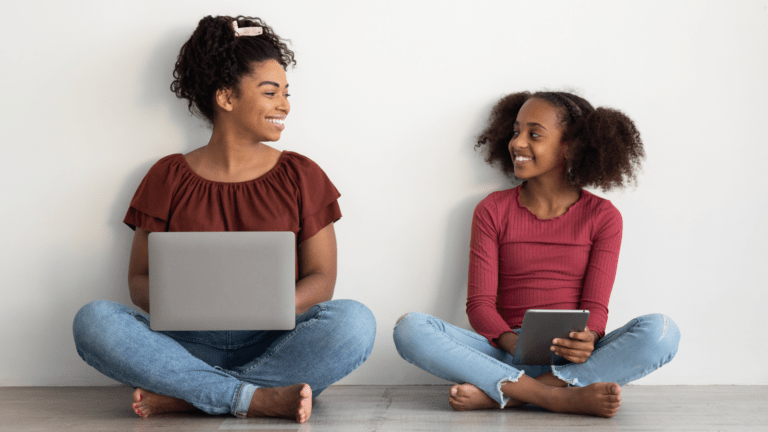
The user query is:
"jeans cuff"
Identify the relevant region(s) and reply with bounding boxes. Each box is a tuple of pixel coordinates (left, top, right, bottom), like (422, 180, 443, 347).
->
(233, 383, 258, 418)
(550, 365, 579, 387)
(495, 370, 525, 408)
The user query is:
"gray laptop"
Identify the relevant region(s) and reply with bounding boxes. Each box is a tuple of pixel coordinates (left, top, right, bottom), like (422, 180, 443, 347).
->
(148, 231, 295, 331)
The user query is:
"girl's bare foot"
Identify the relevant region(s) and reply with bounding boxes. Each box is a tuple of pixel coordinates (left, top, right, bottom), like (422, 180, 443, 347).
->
(132, 388, 195, 418)
(247, 383, 312, 423)
(542, 382, 622, 418)
(448, 383, 525, 411)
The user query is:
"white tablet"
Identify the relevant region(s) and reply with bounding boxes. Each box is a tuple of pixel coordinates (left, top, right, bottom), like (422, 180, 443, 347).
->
(512, 309, 590, 365)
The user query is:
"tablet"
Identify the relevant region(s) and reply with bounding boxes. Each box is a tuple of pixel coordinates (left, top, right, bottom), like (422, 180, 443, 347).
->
(511, 309, 590, 365)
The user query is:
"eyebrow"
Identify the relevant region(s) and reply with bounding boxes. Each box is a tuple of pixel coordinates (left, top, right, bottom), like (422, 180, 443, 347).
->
(258, 81, 289, 88)
(513, 121, 548, 131)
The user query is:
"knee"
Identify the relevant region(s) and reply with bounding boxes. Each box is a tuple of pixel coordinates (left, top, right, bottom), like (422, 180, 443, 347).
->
(325, 299, 377, 355)
(635, 313, 681, 362)
(392, 311, 429, 358)
(72, 300, 123, 352)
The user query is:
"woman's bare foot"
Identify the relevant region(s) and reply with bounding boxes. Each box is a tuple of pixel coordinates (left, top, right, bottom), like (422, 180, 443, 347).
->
(132, 388, 195, 418)
(448, 383, 526, 411)
(247, 383, 312, 423)
(541, 382, 622, 418)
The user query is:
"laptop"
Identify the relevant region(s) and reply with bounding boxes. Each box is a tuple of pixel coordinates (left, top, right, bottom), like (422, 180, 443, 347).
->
(148, 231, 296, 331)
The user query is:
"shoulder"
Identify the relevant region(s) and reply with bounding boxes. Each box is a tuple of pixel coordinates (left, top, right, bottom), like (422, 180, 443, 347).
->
(475, 187, 520, 214)
(137, 154, 186, 185)
(579, 190, 622, 234)
(476, 187, 518, 210)
(473, 187, 520, 226)
(143, 153, 185, 177)
(281, 151, 328, 175)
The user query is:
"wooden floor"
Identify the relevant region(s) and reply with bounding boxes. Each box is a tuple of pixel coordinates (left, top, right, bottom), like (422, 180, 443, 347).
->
(1, 385, 766, 431)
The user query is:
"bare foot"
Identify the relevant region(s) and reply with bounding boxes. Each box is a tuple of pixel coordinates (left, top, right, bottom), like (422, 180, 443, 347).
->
(543, 382, 622, 418)
(247, 383, 312, 423)
(132, 388, 195, 418)
(448, 383, 526, 411)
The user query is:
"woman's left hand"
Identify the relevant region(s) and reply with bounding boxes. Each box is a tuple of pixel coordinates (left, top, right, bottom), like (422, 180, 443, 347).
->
(551, 327, 599, 364)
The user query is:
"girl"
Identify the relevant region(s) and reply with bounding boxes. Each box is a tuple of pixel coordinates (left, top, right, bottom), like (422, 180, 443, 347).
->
(393, 91, 679, 418)
(73, 15, 376, 423)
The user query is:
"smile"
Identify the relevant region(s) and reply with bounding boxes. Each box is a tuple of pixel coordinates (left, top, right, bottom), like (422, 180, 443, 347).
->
(515, 156, 533, 162)
(267, 118, 285, 126)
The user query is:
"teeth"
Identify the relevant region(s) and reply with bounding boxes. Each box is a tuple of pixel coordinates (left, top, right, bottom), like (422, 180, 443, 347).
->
(268, 118, 285, 126)
(515, 156, 532, 161)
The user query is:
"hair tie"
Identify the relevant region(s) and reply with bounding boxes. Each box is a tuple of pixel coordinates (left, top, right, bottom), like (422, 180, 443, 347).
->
(233, 21, 263, 37)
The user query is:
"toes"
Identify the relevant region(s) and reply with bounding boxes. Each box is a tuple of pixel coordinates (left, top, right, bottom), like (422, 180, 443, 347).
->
(300, 384, 312, 398)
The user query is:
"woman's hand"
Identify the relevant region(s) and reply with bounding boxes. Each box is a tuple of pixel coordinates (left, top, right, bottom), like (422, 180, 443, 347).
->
(551, 327, 599, 364)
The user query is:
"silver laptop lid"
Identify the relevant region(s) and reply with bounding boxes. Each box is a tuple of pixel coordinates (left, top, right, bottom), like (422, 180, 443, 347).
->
(148, 231, 295, 331)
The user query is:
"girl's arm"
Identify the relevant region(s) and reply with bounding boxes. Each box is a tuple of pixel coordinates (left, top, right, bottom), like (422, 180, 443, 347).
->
(579, 204, 623, 338)
(128, 227, 151, 313)
(466, 196, 515, 351)
(551, 203, 622, 362)
(295, 223, 337, 314)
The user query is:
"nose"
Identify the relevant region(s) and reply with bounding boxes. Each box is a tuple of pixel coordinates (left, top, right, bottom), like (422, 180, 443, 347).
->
(509, 135, 527, 152)
(278, 94, 290, 114)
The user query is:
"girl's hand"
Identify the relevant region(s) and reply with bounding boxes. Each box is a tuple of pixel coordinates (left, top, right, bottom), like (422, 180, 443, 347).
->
(496, 331, 519, 356)
(551, 327, 598, 364)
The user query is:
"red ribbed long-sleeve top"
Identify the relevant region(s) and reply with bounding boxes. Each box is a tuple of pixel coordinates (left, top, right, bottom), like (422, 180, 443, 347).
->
(467, 186, 622, 345)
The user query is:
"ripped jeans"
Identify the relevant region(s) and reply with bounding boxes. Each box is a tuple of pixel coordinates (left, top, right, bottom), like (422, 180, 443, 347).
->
(392, 312, 679, 408)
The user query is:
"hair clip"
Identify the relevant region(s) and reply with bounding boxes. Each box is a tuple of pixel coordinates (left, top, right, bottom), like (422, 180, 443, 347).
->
(233, 21, 263, 37)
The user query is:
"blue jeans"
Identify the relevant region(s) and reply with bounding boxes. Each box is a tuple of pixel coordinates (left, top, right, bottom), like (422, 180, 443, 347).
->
(393, 312, 679, 407)
(73, 299, 376, 417)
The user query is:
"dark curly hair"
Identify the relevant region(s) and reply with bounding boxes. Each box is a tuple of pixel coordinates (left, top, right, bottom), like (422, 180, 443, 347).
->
(170, 15, 296, 124)
(476, 91, 645, 191)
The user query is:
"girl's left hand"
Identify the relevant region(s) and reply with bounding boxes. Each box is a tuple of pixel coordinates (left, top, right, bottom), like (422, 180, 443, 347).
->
(551, 327, 598, 364)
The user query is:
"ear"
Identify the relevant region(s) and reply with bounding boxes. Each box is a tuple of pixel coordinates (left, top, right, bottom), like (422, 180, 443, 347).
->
(560, 140, 571, 159)
(215, 87, 235, 112)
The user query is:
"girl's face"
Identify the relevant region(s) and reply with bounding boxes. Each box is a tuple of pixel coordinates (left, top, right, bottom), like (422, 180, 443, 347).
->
(229, 59, 290, 142)
(508, 98, 568, 181)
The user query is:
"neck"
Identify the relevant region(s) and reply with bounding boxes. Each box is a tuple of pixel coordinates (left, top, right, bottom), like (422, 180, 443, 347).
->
(205, 123, 267, 171)
(519, 170, 581, 218)
(522, 175, 579, 203)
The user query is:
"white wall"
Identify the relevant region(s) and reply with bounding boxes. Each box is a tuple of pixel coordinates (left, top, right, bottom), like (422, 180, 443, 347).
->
(1, 0, 766, 386)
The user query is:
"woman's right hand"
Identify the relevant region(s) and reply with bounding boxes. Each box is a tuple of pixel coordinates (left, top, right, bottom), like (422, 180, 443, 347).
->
(495, 331, 519, 356)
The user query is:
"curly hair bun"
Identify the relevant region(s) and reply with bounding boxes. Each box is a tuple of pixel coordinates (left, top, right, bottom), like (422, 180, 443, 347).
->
(476, 91, 645, 191)
(170, 15, 296, 123)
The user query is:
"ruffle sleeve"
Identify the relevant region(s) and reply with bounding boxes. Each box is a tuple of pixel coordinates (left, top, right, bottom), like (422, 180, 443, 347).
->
(123, 155, 185, 232)
(283, 152, 342, 243)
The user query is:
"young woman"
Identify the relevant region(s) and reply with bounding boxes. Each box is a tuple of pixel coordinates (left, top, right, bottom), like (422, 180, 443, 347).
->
(72, 15, 376, 423)
(393, 91, 679, 418)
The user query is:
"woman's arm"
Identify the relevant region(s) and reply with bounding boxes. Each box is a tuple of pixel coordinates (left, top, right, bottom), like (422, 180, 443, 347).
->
(295, 223, 337, 314)
(128, 227, 151, 313)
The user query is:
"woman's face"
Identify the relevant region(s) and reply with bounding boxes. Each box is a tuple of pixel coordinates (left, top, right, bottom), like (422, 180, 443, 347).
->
(229, 59, 290, 142)
(508, 98, 567, 181)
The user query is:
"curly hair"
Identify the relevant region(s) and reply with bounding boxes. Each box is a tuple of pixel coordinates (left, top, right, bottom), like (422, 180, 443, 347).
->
(170, 15, 296, 124)
(476, 91, 645, 191)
